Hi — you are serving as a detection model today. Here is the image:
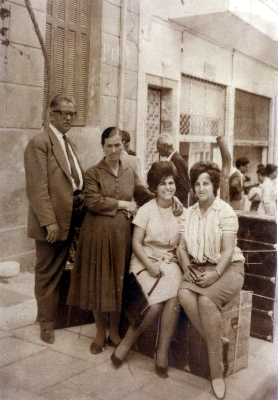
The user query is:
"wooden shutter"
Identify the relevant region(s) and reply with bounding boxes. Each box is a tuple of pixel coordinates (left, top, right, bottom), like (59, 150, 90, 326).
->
(43, 0, 91, 125)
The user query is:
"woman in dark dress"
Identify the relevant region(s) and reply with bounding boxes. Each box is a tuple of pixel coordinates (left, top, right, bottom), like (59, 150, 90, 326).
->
(67, 128, 182, 354)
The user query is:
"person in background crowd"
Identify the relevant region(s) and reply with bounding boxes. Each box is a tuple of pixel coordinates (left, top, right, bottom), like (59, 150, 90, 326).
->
(120, 130, 143, 182)
(229, 157, 250, 210)
(157, 133, 191, 207)
(121, 130, 136, 155)
(248, 164, 266, 212)
(257, 164, 277, 217)
(178, 161, 245, 399)
(67, 128, 183, 355)
(110, 161, 183, 379)
(24, 94, 85, 344)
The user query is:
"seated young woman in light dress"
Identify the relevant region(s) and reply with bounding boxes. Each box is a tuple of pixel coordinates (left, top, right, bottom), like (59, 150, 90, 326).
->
(110, 161, 184, 379)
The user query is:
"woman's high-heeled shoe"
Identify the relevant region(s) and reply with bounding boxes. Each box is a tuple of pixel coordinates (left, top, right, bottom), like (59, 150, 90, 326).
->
(211, 378, 226, 399)
(155, 364, 169, 379)
(110, 349, 123, 369)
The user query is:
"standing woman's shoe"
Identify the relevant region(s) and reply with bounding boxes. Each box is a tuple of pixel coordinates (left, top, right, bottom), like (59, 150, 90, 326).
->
(211, 378, 226, 399)
(221, 337, 230, 377)
(90, 339, 106, 354)
(155, 365, 169, 379)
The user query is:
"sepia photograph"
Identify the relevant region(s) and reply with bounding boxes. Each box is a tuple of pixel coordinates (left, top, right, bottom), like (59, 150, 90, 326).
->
(0, 0, 277, 399)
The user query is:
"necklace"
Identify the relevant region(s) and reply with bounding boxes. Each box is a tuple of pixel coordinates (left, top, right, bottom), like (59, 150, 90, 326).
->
(157, 202, 172, 245)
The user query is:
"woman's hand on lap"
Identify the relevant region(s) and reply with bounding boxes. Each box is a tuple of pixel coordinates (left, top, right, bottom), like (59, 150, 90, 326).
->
(182, 266, 196, 283)
(195, 271, 219, 288)
(148, 262, 162, 278)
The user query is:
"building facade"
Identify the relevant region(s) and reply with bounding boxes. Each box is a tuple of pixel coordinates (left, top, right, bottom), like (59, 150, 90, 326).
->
(0, 0, 277, 270)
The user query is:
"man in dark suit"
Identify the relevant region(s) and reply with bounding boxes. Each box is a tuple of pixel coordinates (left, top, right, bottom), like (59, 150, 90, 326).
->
(229, 157, 250, 210)
(24, 94, 84, 344)
(156, 133, 191, 207)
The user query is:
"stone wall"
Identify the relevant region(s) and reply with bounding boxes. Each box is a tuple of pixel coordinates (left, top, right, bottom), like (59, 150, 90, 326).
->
(0, 0, 47, 271)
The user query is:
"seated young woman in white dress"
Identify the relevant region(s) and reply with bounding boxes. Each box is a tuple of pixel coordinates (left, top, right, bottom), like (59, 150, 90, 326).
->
(110, 161, 184, 379)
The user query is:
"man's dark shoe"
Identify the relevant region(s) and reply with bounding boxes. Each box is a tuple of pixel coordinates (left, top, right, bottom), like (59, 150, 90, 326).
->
(40, 329, 55, 344)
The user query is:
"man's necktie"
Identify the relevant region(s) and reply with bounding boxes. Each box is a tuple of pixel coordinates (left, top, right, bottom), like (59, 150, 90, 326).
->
(63, 135, 81, 187)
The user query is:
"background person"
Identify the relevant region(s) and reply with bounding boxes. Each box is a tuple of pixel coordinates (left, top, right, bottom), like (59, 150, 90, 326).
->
(229, 157, 250, 210)
(178, 161, 245, 399)
(248, 164, 266, 212)
(24, 94, 84, 344)
(257, 163, 277, 216)
(156, 132, 190, 207)
(120, 130, 144, 182)
(121, 130, 136, 155)
(67, 128, 183, 355)
(110, 161, 183, 379)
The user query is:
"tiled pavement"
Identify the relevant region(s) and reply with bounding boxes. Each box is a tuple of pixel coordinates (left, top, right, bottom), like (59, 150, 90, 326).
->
(0, 273, 277, 400)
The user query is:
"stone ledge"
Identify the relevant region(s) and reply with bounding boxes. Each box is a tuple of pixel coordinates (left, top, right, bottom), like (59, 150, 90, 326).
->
(0, 250, 36, 273)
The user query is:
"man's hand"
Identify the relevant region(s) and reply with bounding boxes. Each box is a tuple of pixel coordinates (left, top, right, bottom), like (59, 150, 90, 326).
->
(46, 223, 60, 243)
(172, 196, 183, 216)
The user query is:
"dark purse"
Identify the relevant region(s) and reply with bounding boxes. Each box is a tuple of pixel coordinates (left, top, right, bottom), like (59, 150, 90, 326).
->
(123, 269, 161, 330)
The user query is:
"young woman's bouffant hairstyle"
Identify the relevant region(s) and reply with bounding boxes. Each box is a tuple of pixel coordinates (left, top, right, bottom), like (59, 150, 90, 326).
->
(190, 161, 221, 197)
(147, 161, 178, 194)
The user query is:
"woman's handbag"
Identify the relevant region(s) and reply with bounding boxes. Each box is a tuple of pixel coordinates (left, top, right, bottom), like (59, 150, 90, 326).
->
(123, 269, 161, 330)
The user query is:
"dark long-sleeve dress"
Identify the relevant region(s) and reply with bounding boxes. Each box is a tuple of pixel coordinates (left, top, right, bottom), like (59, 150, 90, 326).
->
(67, 158, 153, 312)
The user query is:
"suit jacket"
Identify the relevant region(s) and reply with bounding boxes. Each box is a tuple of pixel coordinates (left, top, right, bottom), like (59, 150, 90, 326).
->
(170, 152, 191, 207)
(229, 170, 243, 202)
(121, 151, 144, 182)
(24, 126, 84, 241)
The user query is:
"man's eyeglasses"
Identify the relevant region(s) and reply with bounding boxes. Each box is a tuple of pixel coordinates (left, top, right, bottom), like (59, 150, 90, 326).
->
(53, 110, 77, 119)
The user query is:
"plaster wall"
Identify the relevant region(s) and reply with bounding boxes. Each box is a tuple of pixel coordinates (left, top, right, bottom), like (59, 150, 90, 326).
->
(137, 8, 277, 173)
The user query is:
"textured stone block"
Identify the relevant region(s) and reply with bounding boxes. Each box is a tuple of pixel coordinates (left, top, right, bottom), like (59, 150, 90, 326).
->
(10, 2, 46, 48)
(0, 130, 30, 229)
(102, 32, 120, 67)
(0, 84, 7, 127)
(126, 39, 138, 72)
(126, 9, 139, 43)
(6, 85, 43, 128)
(6, 45, 44, 87)
(101, 64, 119, 97)
(0, 227, 34, 258)
(123, 99, 137, 133)
(103, 1, 120, 37)
(124, 70, 138, 100)
(100, 96, 117, 130)
(9, 0, 47, 12)
(128, 0, 140, 15)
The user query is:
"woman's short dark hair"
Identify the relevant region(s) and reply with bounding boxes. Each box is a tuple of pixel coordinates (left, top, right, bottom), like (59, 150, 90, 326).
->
(256, 165, 266, 176)
(190, 161, 221, 196)
(147, 161, 178, 193)
(266, 164, 277, 176)
(101, 127, 122, 146)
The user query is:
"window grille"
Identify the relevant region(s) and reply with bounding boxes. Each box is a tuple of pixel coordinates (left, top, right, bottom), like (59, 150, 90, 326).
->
(146, 89, 161, 172)
(234, 89, 270, 141)
(43, 0, 91, 126)
(180, 75, 226, 137)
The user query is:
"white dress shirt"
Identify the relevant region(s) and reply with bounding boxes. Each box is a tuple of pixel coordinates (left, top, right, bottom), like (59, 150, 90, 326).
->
(49, 124, 83, 191)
